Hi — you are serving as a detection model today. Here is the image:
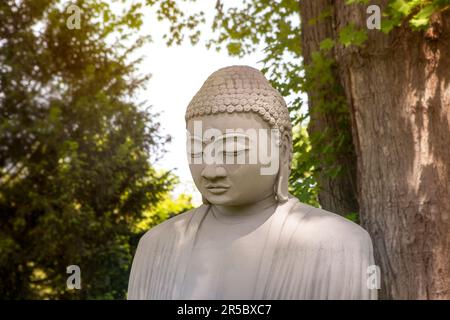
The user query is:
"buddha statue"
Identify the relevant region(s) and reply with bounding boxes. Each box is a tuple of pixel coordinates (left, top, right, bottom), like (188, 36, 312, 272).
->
(127, 66, 377, 300)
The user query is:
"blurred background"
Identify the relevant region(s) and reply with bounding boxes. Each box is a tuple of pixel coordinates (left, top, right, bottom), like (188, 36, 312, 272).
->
(1, 0, 449, 299)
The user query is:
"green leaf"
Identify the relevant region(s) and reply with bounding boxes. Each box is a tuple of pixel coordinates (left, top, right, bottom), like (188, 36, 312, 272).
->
(338, 24, 368, 47)
(319, 38, 335, 51)
(345, 212, 360, 223)
(410, 4, 436, 29)
(226, 42, 242, 56)
(381, 18, 399, 33)
(49, 106, 61, 122)
(389, 0, 414, 16)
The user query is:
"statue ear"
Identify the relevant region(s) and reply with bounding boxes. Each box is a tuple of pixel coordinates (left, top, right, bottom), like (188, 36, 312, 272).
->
(275, 134, 290, 203)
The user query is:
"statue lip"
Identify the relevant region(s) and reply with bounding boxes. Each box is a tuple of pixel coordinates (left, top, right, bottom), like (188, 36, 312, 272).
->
(205, 184, 230, 194)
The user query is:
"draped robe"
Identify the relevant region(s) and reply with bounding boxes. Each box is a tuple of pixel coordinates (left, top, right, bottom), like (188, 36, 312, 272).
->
(127, 197, 377, 300)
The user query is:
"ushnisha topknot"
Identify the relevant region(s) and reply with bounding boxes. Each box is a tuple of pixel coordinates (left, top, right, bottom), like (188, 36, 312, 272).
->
(185, 65, 292, 135)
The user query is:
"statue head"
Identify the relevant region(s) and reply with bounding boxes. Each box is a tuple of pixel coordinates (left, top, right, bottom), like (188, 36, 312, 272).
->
(185, 66, 292, 206)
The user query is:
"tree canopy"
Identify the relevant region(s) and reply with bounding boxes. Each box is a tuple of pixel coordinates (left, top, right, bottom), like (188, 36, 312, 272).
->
(0, 0, 192, 299)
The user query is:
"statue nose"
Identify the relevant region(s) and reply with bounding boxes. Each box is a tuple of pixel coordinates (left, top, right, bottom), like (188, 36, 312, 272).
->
(201, 165, 227, 180)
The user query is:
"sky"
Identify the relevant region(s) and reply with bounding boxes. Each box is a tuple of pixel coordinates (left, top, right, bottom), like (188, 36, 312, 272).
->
(137, 4, 266, 205)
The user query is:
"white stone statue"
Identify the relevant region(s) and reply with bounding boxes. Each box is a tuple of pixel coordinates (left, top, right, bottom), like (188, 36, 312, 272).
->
(127, 66, 377, 300)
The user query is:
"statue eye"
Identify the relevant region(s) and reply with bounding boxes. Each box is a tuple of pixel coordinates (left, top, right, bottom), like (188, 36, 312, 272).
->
(189, 151, 203, 158)
(186, 139, 203, 158)
(225, 150, 246, 157)
(221, 139, 248, 156)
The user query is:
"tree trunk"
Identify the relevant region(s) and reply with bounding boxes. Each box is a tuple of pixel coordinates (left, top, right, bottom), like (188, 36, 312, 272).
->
(299, 0, 359, 217)
(301, 0, 450, 299)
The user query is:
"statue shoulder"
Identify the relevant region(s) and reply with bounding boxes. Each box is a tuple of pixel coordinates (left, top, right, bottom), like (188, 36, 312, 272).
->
(137, 206, 201, 246)
(289, 201, 373, 251)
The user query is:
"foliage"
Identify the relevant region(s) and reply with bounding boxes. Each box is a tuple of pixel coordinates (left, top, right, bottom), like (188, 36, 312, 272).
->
(135, 191, 194, 232)
(0, 0, 178, 299)
(338, 23, 368, 47)
(346, 0, 450, 32)
(288, 126, 319, 207)
(382, 0, 450, 31)
(344, 212, 360, 224)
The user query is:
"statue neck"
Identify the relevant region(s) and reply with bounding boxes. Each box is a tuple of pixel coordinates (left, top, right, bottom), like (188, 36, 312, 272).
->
(210, 193, 278, 224)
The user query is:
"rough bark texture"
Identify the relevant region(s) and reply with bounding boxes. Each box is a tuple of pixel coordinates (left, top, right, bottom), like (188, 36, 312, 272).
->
(301, 0, 450, 299)
(299, 0, 359, 217)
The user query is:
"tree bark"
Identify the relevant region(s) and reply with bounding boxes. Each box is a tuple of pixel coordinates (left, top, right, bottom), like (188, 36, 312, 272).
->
(299, 0, 359, 217)
(301, 0, 450, 299)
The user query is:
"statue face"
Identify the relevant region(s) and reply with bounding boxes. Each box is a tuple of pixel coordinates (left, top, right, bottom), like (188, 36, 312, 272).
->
(186, 112, 280, 206)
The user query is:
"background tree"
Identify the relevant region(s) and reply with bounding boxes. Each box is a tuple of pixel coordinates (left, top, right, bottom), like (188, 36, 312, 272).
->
(149, 0, 450, 299)
(0, 0, 191, 299)
(320, 0, 450, 300)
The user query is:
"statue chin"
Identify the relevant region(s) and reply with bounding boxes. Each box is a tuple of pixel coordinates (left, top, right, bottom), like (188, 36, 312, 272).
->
(127, 66, 377, 300)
